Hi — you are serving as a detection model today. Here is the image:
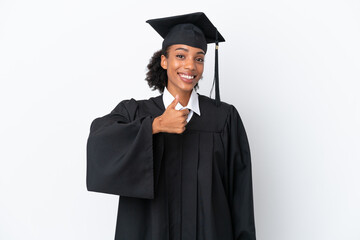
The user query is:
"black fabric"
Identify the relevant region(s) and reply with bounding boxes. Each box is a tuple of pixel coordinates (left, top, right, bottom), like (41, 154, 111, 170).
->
(86, 94, 256, 240)
(146, 12, 225, 48)
(162, 23, 208, 53)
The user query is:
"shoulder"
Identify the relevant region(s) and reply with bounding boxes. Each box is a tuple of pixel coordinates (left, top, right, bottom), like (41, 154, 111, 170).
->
(111, 95, 164, 120)
(198, 94, 238, 117)
(197, 94, 240, 131)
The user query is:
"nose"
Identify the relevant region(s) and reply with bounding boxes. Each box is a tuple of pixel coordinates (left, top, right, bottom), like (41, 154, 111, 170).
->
(184, 58, 196, 71)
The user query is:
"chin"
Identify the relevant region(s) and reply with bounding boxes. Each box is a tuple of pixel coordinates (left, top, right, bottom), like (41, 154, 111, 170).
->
(180, 83, 197, 92)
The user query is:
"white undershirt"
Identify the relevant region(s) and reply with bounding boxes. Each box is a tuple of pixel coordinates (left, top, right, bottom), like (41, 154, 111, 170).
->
(162, 87, 201, 122)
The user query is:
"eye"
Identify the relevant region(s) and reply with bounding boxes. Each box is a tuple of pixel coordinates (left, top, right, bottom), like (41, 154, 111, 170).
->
(176, 54, 185, 59)
(196, 57, 204, 63)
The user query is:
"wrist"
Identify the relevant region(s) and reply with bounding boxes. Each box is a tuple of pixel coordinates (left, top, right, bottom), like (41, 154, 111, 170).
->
(152, 117, 162, 134)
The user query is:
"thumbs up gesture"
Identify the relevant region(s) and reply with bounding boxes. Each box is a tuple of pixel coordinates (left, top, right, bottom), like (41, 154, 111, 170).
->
(152, 95, 189, 134)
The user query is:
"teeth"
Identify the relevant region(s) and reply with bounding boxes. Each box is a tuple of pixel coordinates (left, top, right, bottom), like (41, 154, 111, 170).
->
(179, 74, 194, 79)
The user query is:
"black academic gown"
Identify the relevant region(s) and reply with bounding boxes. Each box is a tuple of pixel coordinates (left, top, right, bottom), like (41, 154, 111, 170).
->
(87, 94, 256, 240)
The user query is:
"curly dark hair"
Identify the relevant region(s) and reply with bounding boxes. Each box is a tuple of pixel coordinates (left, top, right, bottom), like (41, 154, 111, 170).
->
(145, 49, 168, 93)
(145, 49, 199, 93)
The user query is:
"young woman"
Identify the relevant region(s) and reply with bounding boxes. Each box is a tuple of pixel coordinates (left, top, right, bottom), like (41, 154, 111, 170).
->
(87, 12, 256, 240)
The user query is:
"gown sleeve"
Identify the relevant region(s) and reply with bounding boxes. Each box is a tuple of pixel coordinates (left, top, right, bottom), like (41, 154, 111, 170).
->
(226, 106, 256, 240)
(86, 99, 155, 199)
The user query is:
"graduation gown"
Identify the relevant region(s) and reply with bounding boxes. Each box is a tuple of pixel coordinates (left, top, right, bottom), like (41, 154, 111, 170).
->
(86, 94, 256, 240)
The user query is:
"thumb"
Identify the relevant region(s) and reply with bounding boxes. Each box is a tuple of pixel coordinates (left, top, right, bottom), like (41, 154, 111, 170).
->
(168, 95, 179, 109)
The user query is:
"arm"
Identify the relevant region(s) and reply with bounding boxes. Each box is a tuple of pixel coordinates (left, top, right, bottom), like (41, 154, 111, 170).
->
(228, 106, 256, 240)
(86, 96, 190, 199)
(86, 99, 155, 199)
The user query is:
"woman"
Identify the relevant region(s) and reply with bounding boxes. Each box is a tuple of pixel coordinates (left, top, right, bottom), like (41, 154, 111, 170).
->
(87, 12, 256, 240)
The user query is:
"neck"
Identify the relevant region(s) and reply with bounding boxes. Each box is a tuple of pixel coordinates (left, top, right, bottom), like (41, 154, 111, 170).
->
(167, 87, 192, 106)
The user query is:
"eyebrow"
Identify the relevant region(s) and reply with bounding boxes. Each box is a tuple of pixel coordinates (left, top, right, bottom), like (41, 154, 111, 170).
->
(175, 47, 205, 55)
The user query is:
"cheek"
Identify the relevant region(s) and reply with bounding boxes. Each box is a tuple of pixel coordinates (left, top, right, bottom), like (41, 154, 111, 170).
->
(172, 60, 182, 70)
(197, 64, 204, 75)
(168, 61, 182, 76)
(167, 62, 178, 77)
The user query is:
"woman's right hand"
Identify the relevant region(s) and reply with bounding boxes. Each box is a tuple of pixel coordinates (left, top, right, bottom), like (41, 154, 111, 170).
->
(152, 95, 189, 134)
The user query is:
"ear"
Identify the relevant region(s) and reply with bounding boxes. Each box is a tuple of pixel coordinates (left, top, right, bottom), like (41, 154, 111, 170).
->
(160, 55, 167, 70)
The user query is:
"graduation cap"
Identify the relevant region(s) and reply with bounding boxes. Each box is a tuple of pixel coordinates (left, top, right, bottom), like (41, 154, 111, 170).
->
(146, 12, 225, 106)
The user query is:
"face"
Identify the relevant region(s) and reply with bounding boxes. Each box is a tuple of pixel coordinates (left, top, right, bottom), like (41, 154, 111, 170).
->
(161, 44, 205, 94)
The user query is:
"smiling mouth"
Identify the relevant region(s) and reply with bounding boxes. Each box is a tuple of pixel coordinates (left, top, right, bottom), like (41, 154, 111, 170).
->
(178, 73, 196, 80)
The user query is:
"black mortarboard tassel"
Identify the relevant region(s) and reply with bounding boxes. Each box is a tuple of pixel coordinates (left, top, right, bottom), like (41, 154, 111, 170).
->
(146, 12, 225, 106)
(214, 29, 220, 106)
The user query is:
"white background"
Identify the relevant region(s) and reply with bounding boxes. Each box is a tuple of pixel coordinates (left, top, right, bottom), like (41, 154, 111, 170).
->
(1, 0, 359, 239)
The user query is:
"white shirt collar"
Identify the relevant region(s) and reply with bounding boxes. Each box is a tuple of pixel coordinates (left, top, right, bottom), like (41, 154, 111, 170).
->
(162, 87, 201, 116)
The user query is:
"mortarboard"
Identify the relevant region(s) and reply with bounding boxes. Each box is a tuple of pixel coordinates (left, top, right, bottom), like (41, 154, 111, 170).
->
(146, 12, 225, 106)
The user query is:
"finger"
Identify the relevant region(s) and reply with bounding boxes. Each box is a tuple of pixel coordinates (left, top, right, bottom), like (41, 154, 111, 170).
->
(181, 116, 188, 126)
(177, 126, 186, 134)
(180, 109, 190, 115)
(168, 95, 179, 109)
